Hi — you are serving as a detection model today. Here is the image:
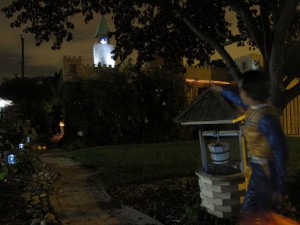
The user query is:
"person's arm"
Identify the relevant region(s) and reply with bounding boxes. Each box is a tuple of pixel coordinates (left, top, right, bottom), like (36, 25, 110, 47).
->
(258, 115, 287, 198)
(211, 85, 247, 109)
(221, 89, 245, 107)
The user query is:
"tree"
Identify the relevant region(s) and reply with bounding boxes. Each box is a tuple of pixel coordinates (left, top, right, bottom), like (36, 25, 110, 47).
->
(2, 0, 299, 109)
(59, 67, 186, 148)
(0, 77, 57, 135)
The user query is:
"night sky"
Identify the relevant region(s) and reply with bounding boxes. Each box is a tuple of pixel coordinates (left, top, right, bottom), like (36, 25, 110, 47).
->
(0, 3, 109, 80)
(0, 2, 258, 81)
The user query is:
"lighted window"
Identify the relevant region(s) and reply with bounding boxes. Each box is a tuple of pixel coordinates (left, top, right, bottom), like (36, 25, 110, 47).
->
(100, 37, 108, 44)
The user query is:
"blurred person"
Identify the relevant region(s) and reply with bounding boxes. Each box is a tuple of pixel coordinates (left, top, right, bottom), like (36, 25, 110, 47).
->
(211, 70, 299, 225)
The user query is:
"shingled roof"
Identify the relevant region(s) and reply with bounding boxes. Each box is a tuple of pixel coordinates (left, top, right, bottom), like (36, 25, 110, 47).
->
(95, 16, 110, 39)
(174, 89, 244, 125)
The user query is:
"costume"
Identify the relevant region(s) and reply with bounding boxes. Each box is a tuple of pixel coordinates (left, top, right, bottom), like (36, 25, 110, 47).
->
(221, 89, 287, 214)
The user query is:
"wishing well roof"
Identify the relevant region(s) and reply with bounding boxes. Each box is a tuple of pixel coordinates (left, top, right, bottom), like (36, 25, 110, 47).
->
(174, 89, 244, 125)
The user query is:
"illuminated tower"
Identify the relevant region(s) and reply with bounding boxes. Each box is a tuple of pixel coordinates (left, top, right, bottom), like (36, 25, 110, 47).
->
(93, 16, 115, 67)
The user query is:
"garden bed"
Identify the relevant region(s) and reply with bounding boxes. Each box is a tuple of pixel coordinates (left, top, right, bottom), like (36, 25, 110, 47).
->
(0, 178, 32, 225)
(107, 176, 237, 225)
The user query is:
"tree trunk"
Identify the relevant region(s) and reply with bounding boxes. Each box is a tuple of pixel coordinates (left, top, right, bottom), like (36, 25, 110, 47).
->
(269, 0, 299, 106)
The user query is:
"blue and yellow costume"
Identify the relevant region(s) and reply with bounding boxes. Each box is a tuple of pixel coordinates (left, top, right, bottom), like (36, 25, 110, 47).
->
(221, 89, 287, 215)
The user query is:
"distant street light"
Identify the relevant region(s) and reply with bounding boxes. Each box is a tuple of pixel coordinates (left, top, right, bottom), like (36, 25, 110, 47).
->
(0, 98, 13, 128)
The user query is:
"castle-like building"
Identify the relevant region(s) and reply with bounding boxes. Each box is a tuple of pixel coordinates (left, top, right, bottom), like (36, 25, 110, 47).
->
(62, 16, 262, 89)
(61, 17, 300, 136)
(62, 16, 262, 88)
(62, 46, 262, 102)
(93, 16, 115, 68)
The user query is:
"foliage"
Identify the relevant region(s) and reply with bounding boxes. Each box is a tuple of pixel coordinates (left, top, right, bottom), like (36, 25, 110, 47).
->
(133, 68, 187, 142)
(0, 140, 42, 181)
(59, 66, 187, 149)
(15, 149, 42, 176)
(13, 120, 39, 143)
(1, 1, 299, 108)
(0, 162, 8, 180)
(0, 77, 58, 136)
(0, 117, 47, 180)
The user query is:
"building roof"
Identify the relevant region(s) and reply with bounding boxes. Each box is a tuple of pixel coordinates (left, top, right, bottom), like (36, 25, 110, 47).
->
(174, 89, 244, 125)
(95, 16, 110, 39)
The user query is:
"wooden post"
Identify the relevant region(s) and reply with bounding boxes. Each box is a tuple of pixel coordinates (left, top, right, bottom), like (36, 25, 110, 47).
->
(21, 35, 25, 78)
(199, 129, 208, 172)
(0, 108, 3, 128)
(238, 126, 247, 173)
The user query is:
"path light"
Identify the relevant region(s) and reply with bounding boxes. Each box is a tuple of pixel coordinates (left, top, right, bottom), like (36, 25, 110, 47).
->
(24, 136, 30, 144)
(7, 153, 17, 165)
(59, 121, 65, 136)
(19, 136, 30, 151)
(18, 143, 24, 150)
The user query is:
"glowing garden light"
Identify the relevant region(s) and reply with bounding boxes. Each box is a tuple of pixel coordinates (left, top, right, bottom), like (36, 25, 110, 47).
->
(0, 98, 13, 128)
(25, 136, 30, 144)
(0, 99, 13, 108)
(7, 153, 17, 165)
(18, 143, 24, 150)
(59, 121, 65, 136)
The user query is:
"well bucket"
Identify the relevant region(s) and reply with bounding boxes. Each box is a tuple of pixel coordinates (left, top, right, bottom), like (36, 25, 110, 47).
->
(208, 142, 230, 164)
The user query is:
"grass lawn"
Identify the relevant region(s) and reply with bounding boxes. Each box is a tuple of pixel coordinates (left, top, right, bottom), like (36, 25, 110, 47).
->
(65, 141, 201, 187)
(64, 136, 300, 188)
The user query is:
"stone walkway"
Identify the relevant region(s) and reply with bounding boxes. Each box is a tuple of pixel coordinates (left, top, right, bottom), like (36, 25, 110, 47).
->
(40, 149, 164, 225)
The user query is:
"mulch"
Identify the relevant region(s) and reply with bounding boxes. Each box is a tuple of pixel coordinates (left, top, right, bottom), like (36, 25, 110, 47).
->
(0, 178, 32, 225)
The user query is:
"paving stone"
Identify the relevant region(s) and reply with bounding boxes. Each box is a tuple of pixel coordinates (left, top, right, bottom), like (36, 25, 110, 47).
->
(40, 150, 164, 225)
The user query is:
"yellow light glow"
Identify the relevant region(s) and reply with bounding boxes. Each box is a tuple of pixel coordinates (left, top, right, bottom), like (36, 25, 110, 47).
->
(185, 78, 230, 85)
(241, 211, 300, 225)
(232, 115, 246, 123)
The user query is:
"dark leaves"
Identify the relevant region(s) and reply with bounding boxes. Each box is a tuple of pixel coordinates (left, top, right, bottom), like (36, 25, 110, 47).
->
(1, 0, 299, 67)
(1, 0, 81, 49)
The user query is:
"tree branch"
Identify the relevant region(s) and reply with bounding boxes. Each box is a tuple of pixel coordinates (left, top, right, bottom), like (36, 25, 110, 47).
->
(172, 9, 241, 81)
(267, 0, 281, 26)
(215, 28, 248, 46)
(281, 74, 297, 90)
(271, 0, 299, 59)
(221, 33, 249, 46)
(215, 28, 230, 38)
(260, 0, 273, 64)
(282, 80, 300, 109)
(269, 0, 299, 98)
(229, 0, 265, 57)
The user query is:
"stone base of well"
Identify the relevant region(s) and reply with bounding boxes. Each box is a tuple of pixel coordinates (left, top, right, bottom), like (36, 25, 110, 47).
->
(196, 164, 248, 218)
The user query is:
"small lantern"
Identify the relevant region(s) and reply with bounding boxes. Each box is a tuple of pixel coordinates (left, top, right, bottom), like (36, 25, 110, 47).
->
(59, 121, 65, 136)
(25, 136, 30, 144)
(19, 143, 24, 150)
(7, 153, 17, 165)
